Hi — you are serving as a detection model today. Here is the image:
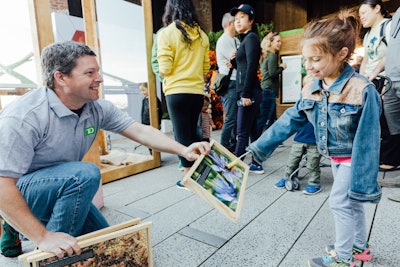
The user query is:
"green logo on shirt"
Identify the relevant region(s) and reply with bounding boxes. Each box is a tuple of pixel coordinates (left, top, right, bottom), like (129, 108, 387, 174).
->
(85, 126, 96, 136)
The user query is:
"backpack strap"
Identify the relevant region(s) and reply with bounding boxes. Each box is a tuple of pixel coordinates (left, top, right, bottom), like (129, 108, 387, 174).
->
(380, 19, 391, 46)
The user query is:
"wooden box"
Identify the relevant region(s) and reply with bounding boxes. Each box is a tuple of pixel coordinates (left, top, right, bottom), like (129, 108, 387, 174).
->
(18, 218, 152, 267)
(182, 140, 249, 221)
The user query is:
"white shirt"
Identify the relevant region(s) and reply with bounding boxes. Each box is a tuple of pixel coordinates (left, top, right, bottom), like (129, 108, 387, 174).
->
(215, 32, 240, 80)
(363, 18, 392, 75)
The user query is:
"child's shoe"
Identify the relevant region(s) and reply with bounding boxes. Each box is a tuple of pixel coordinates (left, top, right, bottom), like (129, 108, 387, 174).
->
(274, 178, 286, 189)
(308, 250, 358, 267)
(303, 184, 322, 195)
(176, 180, 190, 191)
(1, 220, 22, 257)
(249, 163, 264, 174)
(326, 242, 372, 262)
(352, 242, 372, 261)
(178, 161, 184, 171)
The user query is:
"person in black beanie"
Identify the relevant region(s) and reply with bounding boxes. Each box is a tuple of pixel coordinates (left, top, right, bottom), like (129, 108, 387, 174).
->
(230, 4, 264, 174)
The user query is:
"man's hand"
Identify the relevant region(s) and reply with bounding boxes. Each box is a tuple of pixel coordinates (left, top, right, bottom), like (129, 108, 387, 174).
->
(37, 231, 81, 258)
(181, 141, 211, 162)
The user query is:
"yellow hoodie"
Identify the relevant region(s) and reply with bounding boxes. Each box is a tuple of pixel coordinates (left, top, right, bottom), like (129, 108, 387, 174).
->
(157, 21, 210, 95)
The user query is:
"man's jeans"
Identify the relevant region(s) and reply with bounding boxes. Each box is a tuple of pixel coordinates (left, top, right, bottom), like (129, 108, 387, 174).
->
(16, 162, 109, 237)
(220, 80, 237, 151)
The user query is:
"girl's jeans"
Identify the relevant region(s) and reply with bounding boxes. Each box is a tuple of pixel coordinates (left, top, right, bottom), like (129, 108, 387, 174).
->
(16, 162, 109, 237)
(330, 162, 367, 259)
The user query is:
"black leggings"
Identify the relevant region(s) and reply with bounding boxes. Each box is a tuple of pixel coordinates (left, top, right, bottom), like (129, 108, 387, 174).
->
(380, 109, 400, 166)
(166, 94, 203, 167)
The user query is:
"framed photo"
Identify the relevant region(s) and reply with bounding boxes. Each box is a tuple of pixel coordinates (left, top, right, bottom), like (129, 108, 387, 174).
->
(18, 219, 153, 267)
(182, 139, 249, 221)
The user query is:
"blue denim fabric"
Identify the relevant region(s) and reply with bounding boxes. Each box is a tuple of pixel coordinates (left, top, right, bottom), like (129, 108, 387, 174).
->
(220, 80, 238, 151)
(257, 88, 276, 135)
(235, 89, 262, 157)
(16, 162, 109, 236)
(330, 162, 367, 259)
(247, 64, 382, 203)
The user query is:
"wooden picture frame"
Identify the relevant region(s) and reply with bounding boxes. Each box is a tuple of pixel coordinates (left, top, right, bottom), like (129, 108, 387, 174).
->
(18, 218, 153, 267)
(182, 140, 249, 221)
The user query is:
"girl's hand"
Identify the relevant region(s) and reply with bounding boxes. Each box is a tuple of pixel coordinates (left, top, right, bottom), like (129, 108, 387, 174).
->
(241, 97, 253, 106)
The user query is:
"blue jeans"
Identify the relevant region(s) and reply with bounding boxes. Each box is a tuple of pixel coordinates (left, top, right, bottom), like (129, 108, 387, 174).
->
(220, 80, 237, 151)
(257, 89, 276, 135)
(330, 162, 367, 259)
(16, 162, 109, 236)
(235, 89, 262, 158)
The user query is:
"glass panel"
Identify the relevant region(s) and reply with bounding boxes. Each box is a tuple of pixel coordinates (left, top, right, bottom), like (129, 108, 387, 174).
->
(0, 0, 37, 108)
(95, 0, 153, 159)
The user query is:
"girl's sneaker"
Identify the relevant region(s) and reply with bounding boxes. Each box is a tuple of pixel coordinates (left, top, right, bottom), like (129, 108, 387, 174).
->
(326, 242, 372, 262)
(308, 250, 358, 267)
(176, 180, 190, 191)
(178, 161, 184, 171)
(352, 242, 372, 261)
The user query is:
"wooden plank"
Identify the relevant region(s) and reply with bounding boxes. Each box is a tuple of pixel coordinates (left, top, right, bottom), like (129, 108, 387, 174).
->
(280, 32, 303, 56)
(101, 160, 160, 184)
(143, 0, 162, 165)
(19, 220, 153, 267)
(379, 177, 400, 188)
(27, 0, 54, 84)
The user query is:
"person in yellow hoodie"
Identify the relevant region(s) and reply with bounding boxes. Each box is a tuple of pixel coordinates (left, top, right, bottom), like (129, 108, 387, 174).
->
(157, 0, 210, 177)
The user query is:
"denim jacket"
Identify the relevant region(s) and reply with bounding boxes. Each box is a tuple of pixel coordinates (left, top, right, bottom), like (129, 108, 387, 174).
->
(248, 63, 382, 203)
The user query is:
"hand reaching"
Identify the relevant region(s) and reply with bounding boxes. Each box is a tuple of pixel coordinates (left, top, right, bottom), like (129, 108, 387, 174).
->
(37, 231, 81, 259)
(182, 141, 211, 162)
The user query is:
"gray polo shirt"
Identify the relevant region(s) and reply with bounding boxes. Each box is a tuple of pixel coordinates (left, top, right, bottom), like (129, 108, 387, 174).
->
(0, 87, 134, 178)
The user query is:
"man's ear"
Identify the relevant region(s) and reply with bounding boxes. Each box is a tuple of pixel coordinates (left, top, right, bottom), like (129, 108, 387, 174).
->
(54, 71, 66, 85)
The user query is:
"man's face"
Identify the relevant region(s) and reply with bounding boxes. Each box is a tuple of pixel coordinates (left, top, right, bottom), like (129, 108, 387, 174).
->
(60, 55, 103, 108)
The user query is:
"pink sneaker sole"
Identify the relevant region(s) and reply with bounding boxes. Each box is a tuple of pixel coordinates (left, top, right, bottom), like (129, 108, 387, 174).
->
(353, 247, 372, 261)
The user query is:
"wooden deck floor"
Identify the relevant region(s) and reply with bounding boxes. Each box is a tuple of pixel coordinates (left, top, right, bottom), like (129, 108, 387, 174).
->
(1, 130, 400, 266)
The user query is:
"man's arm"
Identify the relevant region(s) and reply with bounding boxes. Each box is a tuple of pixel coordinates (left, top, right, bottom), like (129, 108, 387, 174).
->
(120, 122, 210, 161)
(0, 177, 80, 258)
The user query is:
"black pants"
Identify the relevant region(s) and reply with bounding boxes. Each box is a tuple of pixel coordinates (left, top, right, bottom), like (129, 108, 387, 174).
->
(380, 108, 400, 166)
(166, 93, 203, 167)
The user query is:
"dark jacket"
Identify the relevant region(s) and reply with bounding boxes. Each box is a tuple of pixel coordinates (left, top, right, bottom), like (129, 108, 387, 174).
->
(141, 97, 162, 126)
(234, 31, 261, 98)
(293, 122, 316, 145)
